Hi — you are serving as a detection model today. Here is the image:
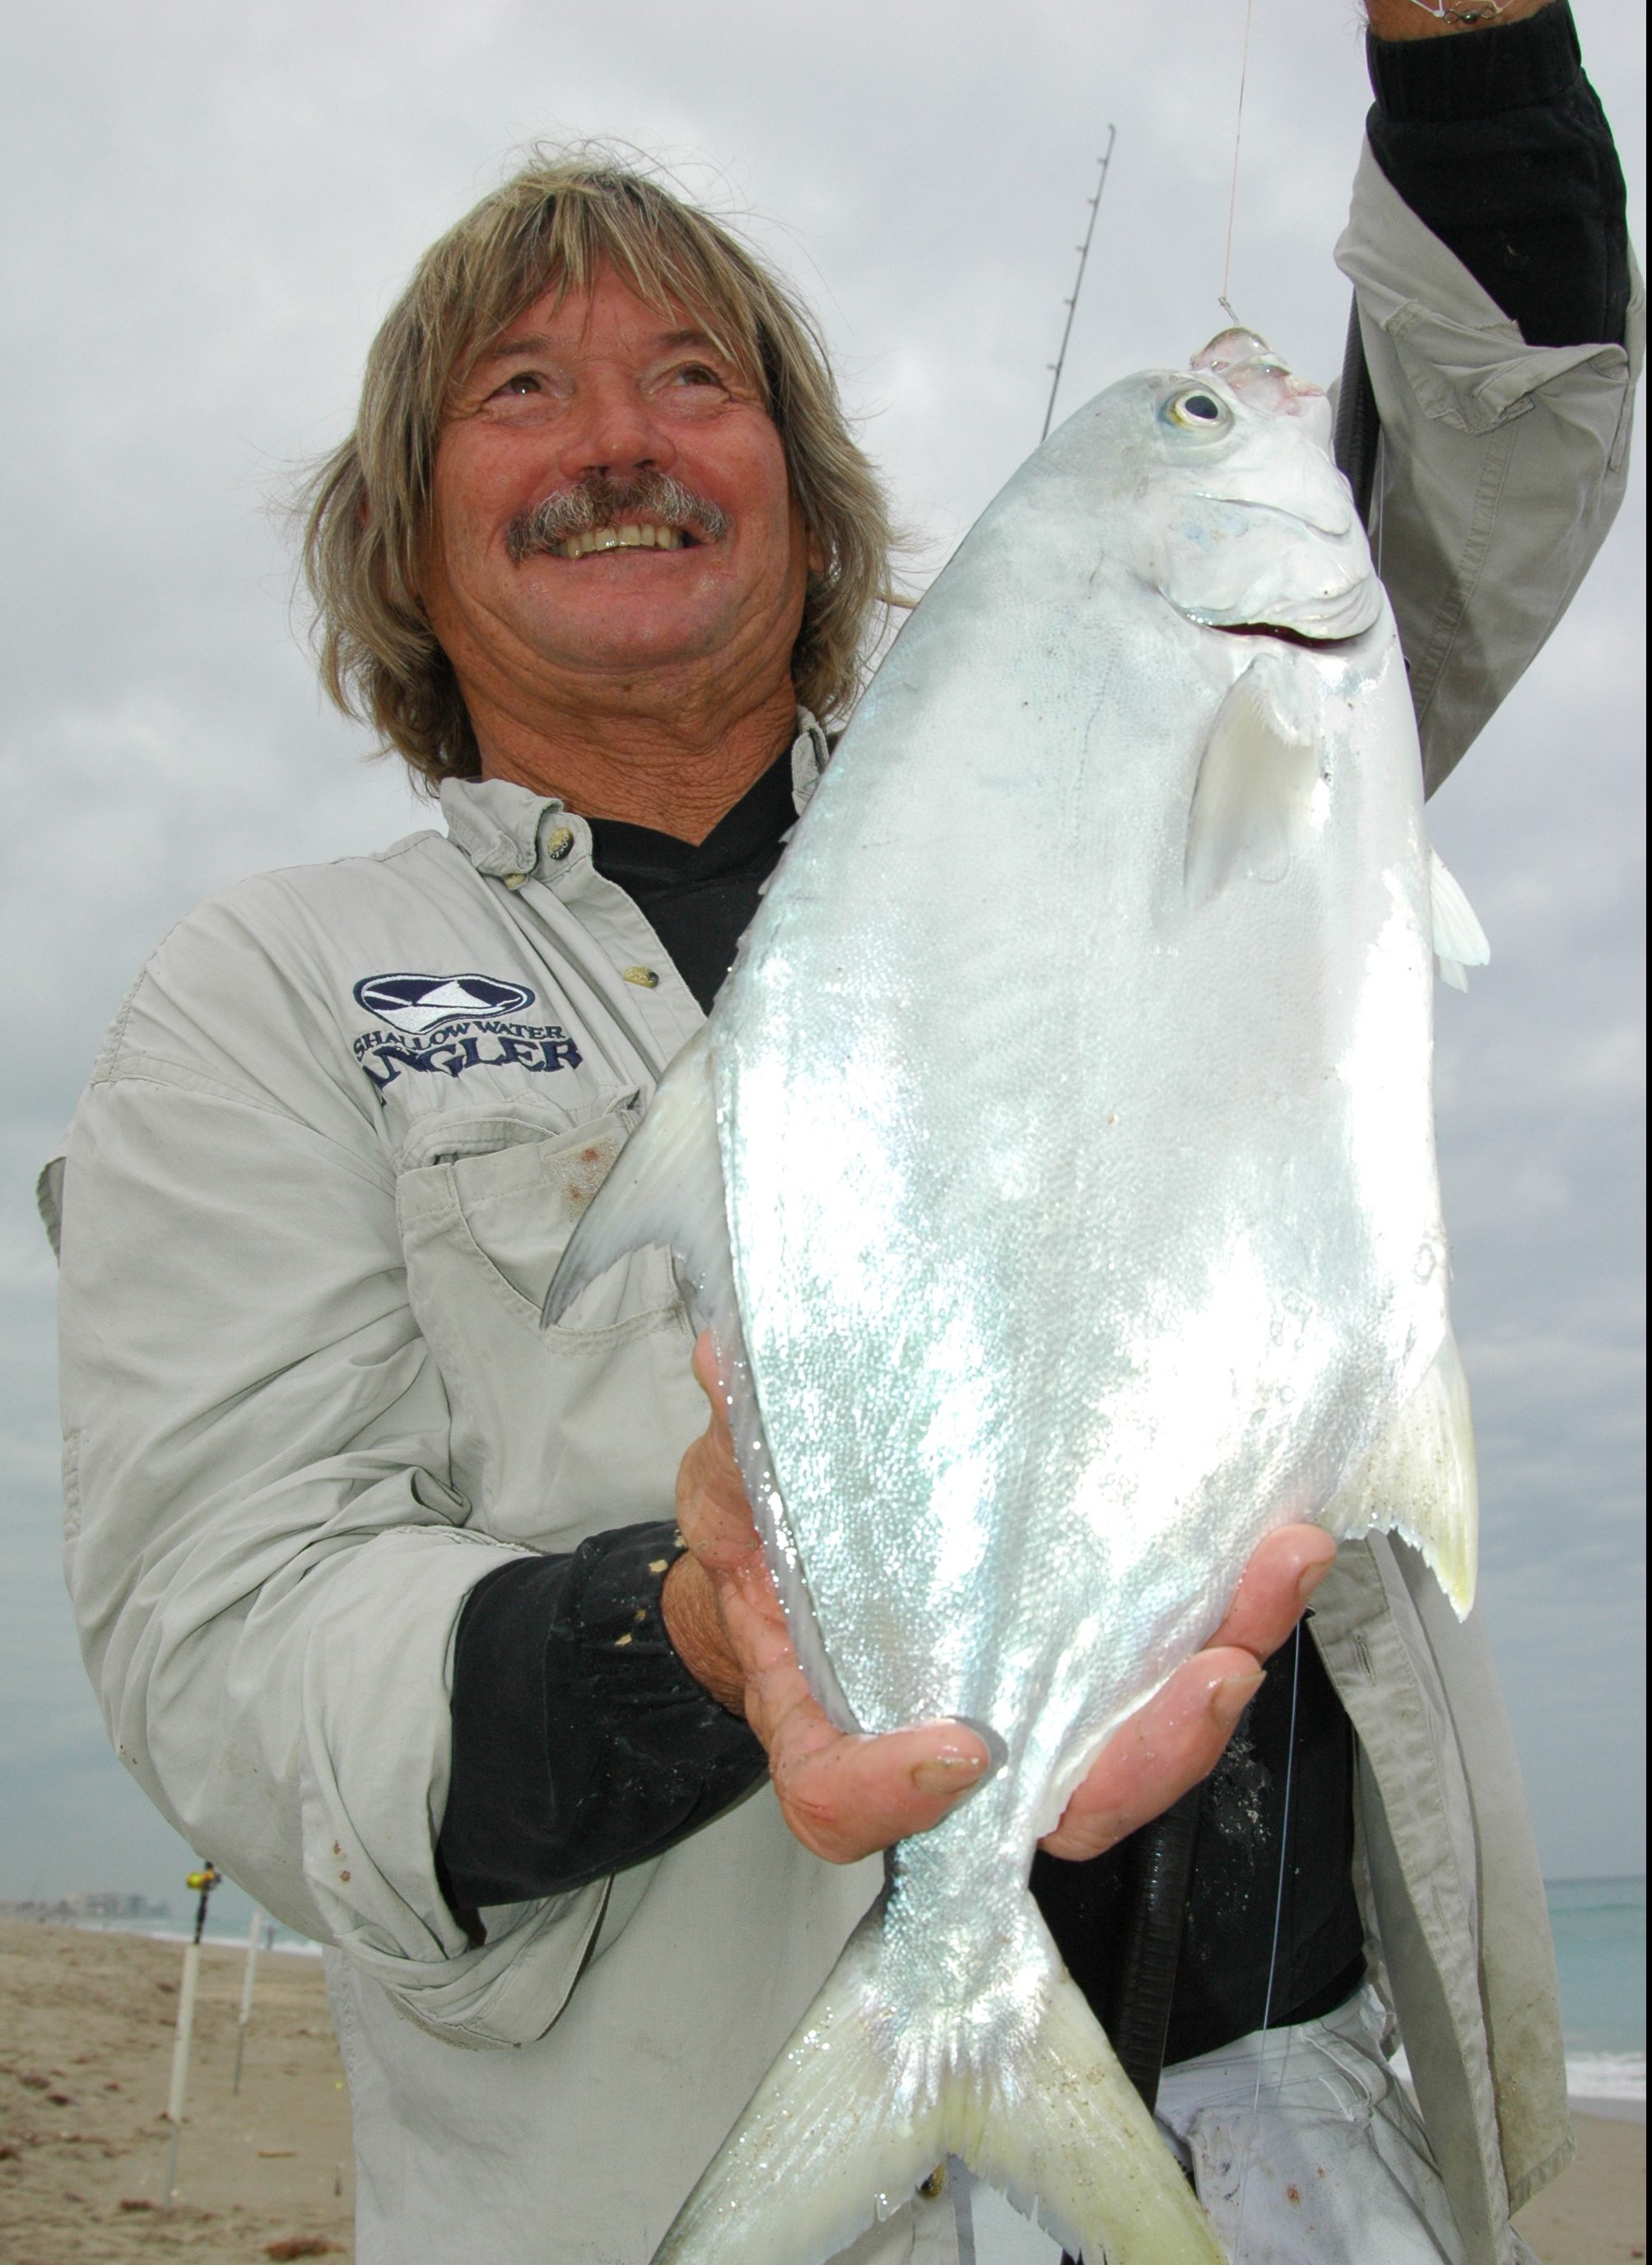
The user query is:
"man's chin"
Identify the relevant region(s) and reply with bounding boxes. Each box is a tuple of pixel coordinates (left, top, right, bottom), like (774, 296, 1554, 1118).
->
(514, 590, 764, 681)
(526, 621, 741, 687)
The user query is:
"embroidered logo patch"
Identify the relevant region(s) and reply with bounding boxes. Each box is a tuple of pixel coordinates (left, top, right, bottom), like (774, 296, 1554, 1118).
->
(353, 972, 535, 1034)
(351, 971, 583, 1100)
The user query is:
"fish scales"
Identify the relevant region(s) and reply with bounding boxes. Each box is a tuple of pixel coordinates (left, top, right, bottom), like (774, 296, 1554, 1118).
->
(547, 334, 1481, 2265)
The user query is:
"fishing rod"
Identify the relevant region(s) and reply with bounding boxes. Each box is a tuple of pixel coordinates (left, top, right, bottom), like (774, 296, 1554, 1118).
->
(1041, 127, 1117, 444)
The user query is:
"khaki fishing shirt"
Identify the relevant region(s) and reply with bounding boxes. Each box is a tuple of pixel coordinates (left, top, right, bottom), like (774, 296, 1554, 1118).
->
(44, 149, 1641, 2265)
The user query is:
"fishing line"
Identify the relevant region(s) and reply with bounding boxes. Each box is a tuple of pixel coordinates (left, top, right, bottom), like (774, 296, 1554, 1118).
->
(1218, 0, 1258, 323)
(1231, 1620, 1304, 2258)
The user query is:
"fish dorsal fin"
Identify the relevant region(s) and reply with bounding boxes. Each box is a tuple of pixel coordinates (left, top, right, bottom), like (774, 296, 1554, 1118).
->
(1321, 1330, 1478, 1616)
(543, 1026, 733, 1330)
(1184, 649, 1320, 909)
(1430, 849, 1491, 993)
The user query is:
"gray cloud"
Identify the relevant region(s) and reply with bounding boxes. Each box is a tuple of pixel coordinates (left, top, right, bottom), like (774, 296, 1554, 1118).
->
(1, 0, 1643, 1906)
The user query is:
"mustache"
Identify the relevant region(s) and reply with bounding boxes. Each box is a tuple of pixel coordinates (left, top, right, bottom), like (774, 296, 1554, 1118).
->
(505, 473, 731, 561)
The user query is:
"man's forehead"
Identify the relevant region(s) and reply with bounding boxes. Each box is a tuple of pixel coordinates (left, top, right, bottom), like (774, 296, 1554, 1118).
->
(474, 279, 731, 370)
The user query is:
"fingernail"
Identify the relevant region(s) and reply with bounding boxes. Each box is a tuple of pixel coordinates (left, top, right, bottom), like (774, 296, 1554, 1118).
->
(1297, 1554, 1335, 1607)
(910, 1750, 989, 1800)
(1211, 1670, 1265, 1730)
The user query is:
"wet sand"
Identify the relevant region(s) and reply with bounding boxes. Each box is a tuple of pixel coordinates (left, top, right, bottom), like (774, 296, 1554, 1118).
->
(1, 1916, 1642, 2262)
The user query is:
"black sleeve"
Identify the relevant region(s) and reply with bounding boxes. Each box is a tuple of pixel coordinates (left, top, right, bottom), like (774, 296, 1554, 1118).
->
(1366, 0, 1630, 351)
(435, 1523, 767, 1923)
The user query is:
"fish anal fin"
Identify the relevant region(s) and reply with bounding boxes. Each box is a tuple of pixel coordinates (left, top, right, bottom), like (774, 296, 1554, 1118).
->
(1324, 1332, 1478, 1616)
(1430, 848, 1491, 992)
(652, 1897, 1225, 2265)
(1184, 649, 1321, 909)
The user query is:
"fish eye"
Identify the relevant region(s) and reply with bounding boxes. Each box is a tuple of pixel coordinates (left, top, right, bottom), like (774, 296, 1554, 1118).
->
(1163, 388, 1231, 431)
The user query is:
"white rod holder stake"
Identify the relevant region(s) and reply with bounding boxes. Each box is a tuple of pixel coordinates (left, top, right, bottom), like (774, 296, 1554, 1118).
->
(161, 1861, 219, 2211)
(232, 1905, 263, 2095)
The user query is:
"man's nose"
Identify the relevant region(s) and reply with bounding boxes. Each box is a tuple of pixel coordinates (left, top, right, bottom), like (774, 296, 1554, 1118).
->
(556, 371, 677, 483)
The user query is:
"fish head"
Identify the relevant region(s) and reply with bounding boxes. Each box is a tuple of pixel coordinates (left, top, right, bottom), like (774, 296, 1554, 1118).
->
(1191, 327, 1337, 455)
(1048, 338, 1381, 645)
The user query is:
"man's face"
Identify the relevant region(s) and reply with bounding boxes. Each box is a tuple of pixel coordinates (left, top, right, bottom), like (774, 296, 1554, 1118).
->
(421, 266, 813, 721)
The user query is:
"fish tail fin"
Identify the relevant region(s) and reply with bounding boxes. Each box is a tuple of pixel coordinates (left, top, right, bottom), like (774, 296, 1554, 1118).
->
(652, 1897, 1225, 2265)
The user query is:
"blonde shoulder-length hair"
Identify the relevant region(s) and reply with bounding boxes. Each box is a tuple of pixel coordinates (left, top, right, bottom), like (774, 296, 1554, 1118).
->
(299, 149, 899, 793)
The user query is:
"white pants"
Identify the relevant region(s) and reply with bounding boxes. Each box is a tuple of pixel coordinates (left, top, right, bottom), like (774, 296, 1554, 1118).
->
(952, 1987, 1541, 2265)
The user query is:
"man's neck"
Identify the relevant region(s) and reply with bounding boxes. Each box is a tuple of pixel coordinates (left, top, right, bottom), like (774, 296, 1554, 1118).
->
(475, 679, 798, 846)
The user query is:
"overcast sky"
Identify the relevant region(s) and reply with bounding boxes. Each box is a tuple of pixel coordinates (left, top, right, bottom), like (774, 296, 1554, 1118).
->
(0, 0, 1643, 1920)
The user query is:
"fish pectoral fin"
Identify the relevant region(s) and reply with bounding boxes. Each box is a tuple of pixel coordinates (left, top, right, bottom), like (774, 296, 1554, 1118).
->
(1184, 648, 1322, 908)
(542, 1025, 733, 1334)
(1430, 848, 1491, 992)
(1322, 1331, 1479, 1616)
(652, 1895, 1224, 2265)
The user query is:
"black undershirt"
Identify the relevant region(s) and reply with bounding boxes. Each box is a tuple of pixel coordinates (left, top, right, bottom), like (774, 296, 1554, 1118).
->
(584, 748, 798, 1015)
(438, 0, 1629, 2052)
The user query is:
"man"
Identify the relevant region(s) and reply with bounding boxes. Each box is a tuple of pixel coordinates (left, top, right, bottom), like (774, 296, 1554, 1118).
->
(45, 2, 1636, 2259)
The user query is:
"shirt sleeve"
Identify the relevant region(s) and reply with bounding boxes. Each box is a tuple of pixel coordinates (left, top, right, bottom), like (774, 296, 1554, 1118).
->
(1333, 2, 1642, 792)
(436, 1532, 767, 1922)
(1365, 0, 1631, 351)
(54, 881, 676, 2049)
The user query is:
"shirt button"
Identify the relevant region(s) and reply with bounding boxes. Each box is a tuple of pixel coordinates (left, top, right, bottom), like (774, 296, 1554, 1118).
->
(545, 826, 575, 862)
(621, 965, 661, 988)
(501, 872, 528, 891)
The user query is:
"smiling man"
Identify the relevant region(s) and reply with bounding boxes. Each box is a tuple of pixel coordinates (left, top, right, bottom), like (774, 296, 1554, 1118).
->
(48, 7, 1639, 2260)
(420, 283, 814, 839)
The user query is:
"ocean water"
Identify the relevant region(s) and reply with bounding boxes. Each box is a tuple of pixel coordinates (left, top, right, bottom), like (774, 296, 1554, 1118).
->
(1547, 1874, 1645, 2104)
(54, 1877, 1650, 2109)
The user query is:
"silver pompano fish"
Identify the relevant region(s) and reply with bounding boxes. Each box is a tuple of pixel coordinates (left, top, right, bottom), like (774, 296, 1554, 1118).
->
(547, 330, 1486, 2265)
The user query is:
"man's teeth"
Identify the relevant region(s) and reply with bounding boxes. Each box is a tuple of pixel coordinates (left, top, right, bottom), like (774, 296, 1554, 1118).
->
(559, 524, 687, 558)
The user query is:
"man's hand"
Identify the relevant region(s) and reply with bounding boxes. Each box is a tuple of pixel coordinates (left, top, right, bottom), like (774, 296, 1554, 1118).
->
(662, 1333, 1335, 1867)
(1365, 0, 1555, 39)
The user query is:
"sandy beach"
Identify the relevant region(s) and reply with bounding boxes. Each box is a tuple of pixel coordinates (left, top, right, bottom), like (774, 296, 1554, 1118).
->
(1, 1918, 353, 2262)
(1, 1916, 1642, 2263)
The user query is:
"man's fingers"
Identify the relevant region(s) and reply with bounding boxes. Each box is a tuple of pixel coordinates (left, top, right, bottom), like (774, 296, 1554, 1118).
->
(680, 1337, 1340, 1869)
(675, 1427, 764, 1568)
(690, 1329, 730, 1427)
(676, 1332, 764, 1572)
(1039, 1644, 1265, 1862)
(1040, 1528, 1336, 1863)
(769, 1712, 994, 1865)
(743, 1621, 994, 1863)
(1210, 1523, 1335, 1661)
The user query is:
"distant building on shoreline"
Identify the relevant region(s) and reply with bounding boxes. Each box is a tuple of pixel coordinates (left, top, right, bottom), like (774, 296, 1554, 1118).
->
(0, 1891, 170, 1923)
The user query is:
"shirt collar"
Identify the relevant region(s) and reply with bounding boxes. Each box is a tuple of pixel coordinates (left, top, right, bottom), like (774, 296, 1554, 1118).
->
(440, 710, 831, 881)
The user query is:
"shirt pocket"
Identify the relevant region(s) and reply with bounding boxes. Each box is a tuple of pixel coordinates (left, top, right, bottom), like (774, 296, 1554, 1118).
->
(397, 1109, 705, 1548)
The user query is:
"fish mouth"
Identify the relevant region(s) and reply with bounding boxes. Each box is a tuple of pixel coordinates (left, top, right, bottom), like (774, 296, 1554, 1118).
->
(1205, 619, 1370, 651)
